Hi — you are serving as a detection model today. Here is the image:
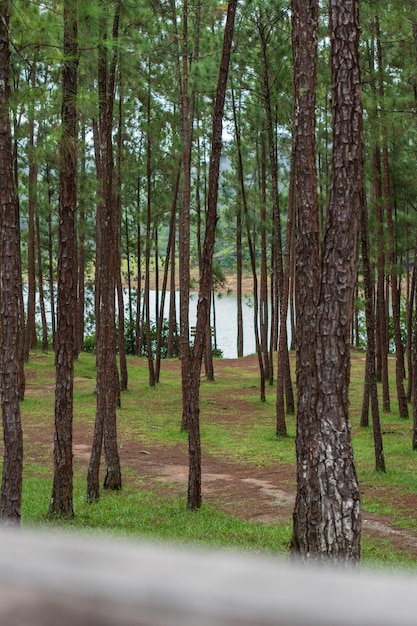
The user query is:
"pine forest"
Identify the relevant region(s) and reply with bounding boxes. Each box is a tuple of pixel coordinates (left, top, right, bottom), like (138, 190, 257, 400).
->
(1, 0, 417, 565)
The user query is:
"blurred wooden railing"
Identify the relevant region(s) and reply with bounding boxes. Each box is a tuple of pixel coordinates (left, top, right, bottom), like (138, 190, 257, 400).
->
(0, 529, 415, 625)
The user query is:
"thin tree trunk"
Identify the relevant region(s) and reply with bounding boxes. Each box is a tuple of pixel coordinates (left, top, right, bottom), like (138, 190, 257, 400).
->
(35, 214, 48, 351)
(25, 63, 39, 358)
(236, 199, 243, 357)
(276, 140, 297, 435)
(46, 172, 56, 349)
(144, 78, 156, 386)
(367, 36, 390, 411)
(232, 88, 265, 401)
(260, 138, 270, 384)
(167, 214, 177, 358)
(135, 179, 143, 356)
(87, 0, 122, 502)
(49, 0, 78, 518)
(407, 237, 417, 401)
(185, 0, 237, 509)
(76, 126, 86, 356)
(115, 87, 127, 392)
(375, 15, 407, 418)
(155, 164, 181, 380)
(360, 192, 385, 471)
(12, 107, 26, 400)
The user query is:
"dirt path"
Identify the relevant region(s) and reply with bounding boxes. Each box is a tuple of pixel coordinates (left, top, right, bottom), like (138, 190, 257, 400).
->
(24, 352, 417, 561)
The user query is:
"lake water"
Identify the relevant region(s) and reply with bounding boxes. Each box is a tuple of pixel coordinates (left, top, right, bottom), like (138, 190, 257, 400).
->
(32, 287, 282, 359)
(147, 290, 271, 359)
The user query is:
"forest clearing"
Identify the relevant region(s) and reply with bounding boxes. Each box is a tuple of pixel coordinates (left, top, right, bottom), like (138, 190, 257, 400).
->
(17, 349, 417, 570)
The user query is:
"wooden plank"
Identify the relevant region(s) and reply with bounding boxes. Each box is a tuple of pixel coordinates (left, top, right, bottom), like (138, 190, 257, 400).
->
(0, 529, 415, 625)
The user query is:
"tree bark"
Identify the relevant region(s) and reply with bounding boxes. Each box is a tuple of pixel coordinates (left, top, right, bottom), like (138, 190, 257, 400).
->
(360, 193, 385, 471)
(375, 17, 408, 418)
(185, 0, 237, 509)
(49, 0, 78, 518)
(0, 0, 23, 525)
(87, 0, 122, 502)
(35, 214, 48, 351)
(25, 62, 39, 358)
(291, 0, 362, 563)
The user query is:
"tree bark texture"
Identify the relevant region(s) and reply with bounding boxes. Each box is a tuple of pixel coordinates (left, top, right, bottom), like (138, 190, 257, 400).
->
(292, 0, 362, 563)
(178, 0, 192, 431)
(185, 0, 237, 509)
(49, 0, 78, 518)
(87, 1, 122, 501)
(375, 16, 408, 418)
(360, 193, 385, 471)
(0, 0, 23, 525)
(25, 64, 39, 358)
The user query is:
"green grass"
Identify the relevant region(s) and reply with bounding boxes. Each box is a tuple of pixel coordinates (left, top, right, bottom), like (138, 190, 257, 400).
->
(15, 348, 417, 569)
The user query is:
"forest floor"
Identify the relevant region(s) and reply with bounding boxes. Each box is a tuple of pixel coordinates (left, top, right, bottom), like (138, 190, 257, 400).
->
(25, 352, 417, 562)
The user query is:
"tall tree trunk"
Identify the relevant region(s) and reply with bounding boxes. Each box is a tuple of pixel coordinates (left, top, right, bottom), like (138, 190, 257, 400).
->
(412, 293, 417, 449)
(276, 140, 297, 435)
(12, 107, 26, 400)
(49, 0, 78, 518)
(231, 87, 265, 399)
(360, 193, 385, 471)
(0, 0, 23, 525)
(236, 200, 243, 357)
(185, 0, 237, 510)
(87, 0, 122, 502)
(35, 214, 48, 351)
(375, 17, 408, 418)
(177, 0, 192, 431)
(25, 63, 39, 358)
(135, 179, 143, 356)
(291, 0, 362, 562)
(76, 126, 86, 356)
(144, 79, 156, 386)
(115, 87, 127, 391)
(407, 234, 417, 401)
(259, 138, 270, 384)
(156, 165, 181, 380)
(46, 177, 56, 349)
(167, 214, 177, 358)
(366, 37, 390, 411)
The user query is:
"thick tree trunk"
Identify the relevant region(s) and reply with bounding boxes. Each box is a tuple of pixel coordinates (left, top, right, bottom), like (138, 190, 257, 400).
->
(49, 0, 78, 518)
(292, 0, 362, 563)
(291, 0, 321, 555)
(0, 0, 23, 525)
